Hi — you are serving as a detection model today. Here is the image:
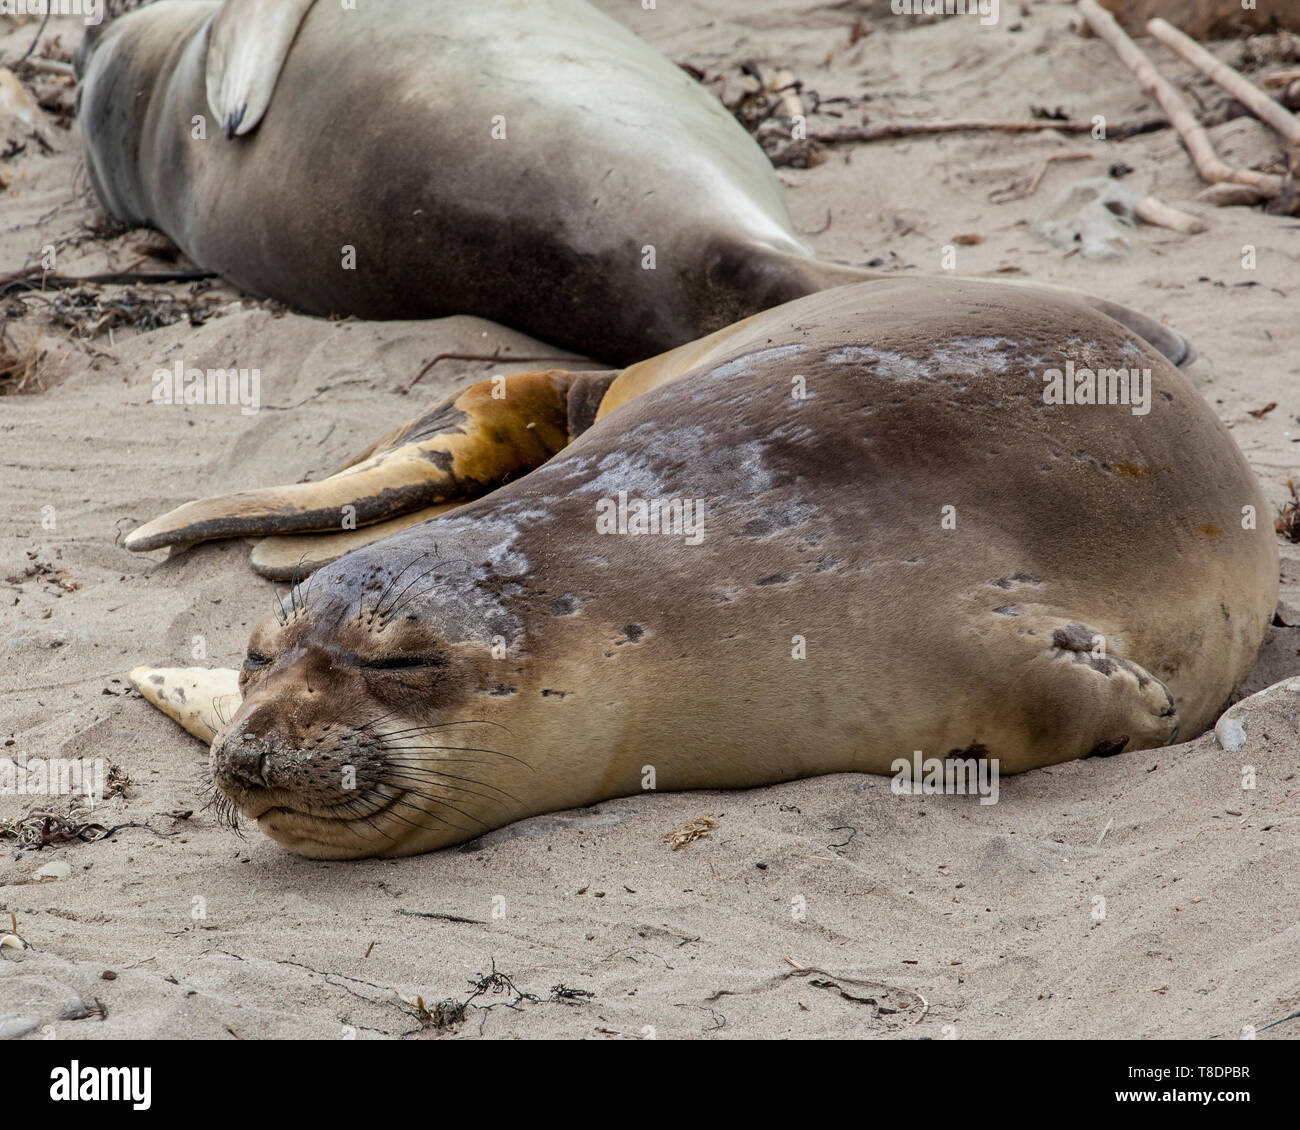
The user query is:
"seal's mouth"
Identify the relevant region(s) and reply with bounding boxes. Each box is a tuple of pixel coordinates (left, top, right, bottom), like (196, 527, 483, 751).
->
(224, 782, 405, 824)
(226, 785, 416, 858)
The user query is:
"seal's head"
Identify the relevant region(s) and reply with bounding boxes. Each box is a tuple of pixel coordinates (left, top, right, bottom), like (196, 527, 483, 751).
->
(210, 546, 524, 859)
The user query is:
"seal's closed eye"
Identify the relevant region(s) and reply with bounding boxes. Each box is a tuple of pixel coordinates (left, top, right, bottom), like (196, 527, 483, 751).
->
(244, 650, 272, 669)
(359, 656, 442, 672)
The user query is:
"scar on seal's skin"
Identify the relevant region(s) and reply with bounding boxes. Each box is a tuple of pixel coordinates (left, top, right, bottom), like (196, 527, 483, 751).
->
(990, 573, 1043, 589)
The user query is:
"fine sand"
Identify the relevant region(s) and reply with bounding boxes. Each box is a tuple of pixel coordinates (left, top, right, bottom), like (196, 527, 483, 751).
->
(1, 2, 1298, 1039)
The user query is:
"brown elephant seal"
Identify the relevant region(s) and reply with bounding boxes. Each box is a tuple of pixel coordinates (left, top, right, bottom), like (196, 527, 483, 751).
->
(128, 277, 1276, 858)
(76, 0, 1194, 368)
(76, 0, 850, 364)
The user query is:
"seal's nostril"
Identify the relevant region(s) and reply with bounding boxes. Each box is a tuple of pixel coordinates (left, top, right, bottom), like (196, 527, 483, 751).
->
(217, 731, 272, 791)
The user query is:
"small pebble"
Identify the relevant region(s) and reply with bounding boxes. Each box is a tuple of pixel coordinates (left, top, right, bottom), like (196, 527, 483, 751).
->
(34, 860, 71, 880)
(1215, 715, 1246, 753)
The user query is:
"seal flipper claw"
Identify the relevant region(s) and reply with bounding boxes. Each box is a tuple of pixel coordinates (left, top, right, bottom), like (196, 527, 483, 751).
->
(205, 0, 316, 138)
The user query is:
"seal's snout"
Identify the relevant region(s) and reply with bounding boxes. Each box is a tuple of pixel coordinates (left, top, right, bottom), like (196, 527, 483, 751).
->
(216, 732, 270, 792)
(209, 680, 386, 833)
(210, 709, 292, 811)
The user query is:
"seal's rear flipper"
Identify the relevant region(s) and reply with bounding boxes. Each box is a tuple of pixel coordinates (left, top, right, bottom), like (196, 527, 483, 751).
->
(970, 278, 1196, 369)
(205, 0, 316, 137)
(769, 253, 1197, 369)
(129, 666, 243, 743)
(1068, 293, 1196, 368)
(124, 369, 579, 555)
(249, 504, 461, 579)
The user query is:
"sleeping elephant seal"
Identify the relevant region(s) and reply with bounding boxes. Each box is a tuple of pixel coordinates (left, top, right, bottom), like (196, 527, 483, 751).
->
(76, 0, 1194, 367)
(126, 277, 1276, 858)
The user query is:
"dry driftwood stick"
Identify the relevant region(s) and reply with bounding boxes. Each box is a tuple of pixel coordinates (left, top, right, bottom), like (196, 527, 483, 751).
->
(1134, 194, 1207, 233)
(16, 57, 75, 79)
(812, 117, 1165, 144)
(1147, 18, 1300, 147)
(1077, 0, 1283, 197)
(1196, 183, 1266, 206)
(1261, 70, 1300, 90)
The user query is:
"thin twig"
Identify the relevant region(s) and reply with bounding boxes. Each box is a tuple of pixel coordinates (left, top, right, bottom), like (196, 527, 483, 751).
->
(16, 58, 76, 79)
(14, 10, 52, 66)
(404, 351, 581, 392)
(0, 267, 217, 297)
(813, 117, 1167, 145)
(1025, 150, 1096, 197)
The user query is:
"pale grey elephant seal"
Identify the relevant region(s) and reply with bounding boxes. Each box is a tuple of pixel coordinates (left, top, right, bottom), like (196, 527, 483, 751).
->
(76, 0, 1195, 367)
(128, 278, 1276, 858)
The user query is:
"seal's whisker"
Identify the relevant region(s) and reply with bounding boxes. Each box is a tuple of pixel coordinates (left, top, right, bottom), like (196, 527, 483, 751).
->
(329, 797, 403, 842)
(387, 790, 488, 831)
(213, 692, 242, 730)
(380, 766, 521, 806)
(376, 718, 515, 738)
(296, 553, 320, 613)
(357, 709, 407, 733)
(273, 586, 291, 627)
(339, 781, 479, 833)
(378, 561, 446, 622)
(384, 563, 469, 619)
(367, 552, 431, 624)
(199, 781, 244, 835)
(381, 778, 511, 816)
(384, 555, 485, 621)
(377, 743, 535, 771)
(368, 789, 482, 834)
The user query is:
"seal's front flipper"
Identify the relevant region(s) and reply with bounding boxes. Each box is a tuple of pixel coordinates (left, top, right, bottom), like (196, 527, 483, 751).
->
(205, 0, 316, 137)
(969, 615, 1180, 773)
(124, 369, 586, 555)
(129, 666, 243, 743)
